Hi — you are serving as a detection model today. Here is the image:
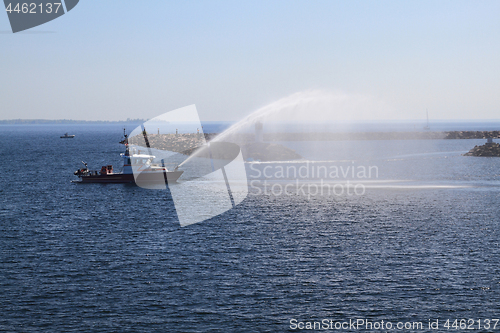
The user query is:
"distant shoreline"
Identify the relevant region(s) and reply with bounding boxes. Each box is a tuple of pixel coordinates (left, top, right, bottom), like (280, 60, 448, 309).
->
(0, 119, 234, 125)
(0, 119, 146, 125)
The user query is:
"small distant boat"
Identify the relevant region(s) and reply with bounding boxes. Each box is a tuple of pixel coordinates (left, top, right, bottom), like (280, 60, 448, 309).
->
(60, 133, 75, 138)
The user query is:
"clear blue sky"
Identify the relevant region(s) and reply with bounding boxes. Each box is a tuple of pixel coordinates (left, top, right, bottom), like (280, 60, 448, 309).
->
(1, 0, 499, 121)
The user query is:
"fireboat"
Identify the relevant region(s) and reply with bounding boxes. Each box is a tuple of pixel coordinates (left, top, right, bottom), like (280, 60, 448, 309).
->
(73, 130, 183, 184)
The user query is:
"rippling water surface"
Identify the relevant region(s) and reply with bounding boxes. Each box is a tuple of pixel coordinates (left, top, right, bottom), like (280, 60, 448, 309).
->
(1, 125, 500, 332)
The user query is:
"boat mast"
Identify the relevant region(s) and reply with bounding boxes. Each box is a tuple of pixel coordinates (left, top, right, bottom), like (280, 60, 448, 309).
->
(123, 128, 130, 156)
(424, 109, 430, 130)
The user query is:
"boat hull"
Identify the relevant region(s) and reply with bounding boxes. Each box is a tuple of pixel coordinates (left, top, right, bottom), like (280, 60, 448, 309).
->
(75, 171, 183, 184)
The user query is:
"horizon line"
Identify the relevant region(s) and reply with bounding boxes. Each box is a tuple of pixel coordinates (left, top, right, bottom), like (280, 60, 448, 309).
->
(2, 118, 500, 124)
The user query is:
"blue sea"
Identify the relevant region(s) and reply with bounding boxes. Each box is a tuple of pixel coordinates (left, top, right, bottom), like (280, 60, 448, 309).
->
(1, 124, 500, 332)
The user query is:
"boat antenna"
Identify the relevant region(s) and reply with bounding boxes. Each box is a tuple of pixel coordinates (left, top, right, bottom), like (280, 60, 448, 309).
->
(141, 125, 154, 157)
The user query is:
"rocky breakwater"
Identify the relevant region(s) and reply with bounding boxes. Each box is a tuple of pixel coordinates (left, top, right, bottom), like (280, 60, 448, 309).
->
(127, 133, 303, 161)
(210, 131, 500, 141)
(464, 142, 500, 157)
(445, 131, 500, 139)
(264, 132, 446, 141)
(128, 133, 217, 155)
(240, 142, 302, 162)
